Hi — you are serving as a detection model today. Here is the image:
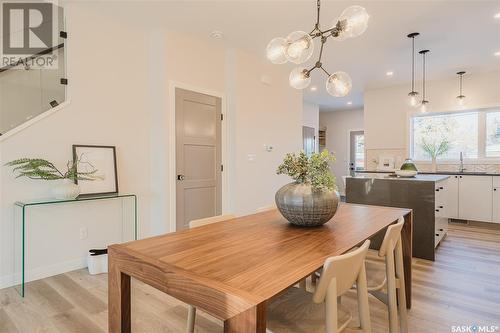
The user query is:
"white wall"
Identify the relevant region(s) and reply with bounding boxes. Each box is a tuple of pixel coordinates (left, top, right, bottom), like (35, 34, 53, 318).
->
(231, 49, 302, 214)
(303, 101, 319, 152)
(0, 3, 153, 288)
(364, 70, 500, 170)
(0, 2, 302, 288)
(319, 109, 364, 194)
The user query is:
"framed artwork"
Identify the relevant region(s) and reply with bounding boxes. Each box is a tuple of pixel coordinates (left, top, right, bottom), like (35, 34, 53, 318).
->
(72, 145, 118, 197)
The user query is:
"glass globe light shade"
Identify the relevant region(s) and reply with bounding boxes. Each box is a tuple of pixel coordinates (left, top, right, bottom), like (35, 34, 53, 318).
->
(408, 92, 419, 107)
(334, 6, 370, 40)
(326, 71, 352, 97)
(289, 67, 311, 89)
(456, 95, 466, 107)
(285, 31, 314, 64)
(266, 37, 287, 64)
(420, 100, 429, 113)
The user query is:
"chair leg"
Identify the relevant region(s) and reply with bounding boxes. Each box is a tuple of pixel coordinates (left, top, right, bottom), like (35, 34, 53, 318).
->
(299, 278, 307, 290)
(356, 263, 372, 333)
(395, 240, 408, 333)
(385, 249, 398, 333)
(187, 305, 196, 333)
(325, 279, 339, 333)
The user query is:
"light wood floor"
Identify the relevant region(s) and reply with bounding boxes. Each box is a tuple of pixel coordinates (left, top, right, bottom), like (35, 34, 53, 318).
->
(1, 224, 499, 333)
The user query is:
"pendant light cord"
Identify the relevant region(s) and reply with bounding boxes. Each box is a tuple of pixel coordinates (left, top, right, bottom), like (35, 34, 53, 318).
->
(460, 74, 463, 95)
(407, 33, 419, 94)
(422, 52, 426, 100)
(419, 49, 430, 102)
(411, 37, 415, 92)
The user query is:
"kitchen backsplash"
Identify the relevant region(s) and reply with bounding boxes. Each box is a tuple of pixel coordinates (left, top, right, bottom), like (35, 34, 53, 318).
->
(365, 148, 500, 173)
(416, 163, 500, 173)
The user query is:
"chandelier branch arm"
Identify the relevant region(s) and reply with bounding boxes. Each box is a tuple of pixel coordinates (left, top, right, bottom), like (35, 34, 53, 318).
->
(305, 64, 317, 76)
(320, 66, 331, 77)
(318, 36, 327, 62)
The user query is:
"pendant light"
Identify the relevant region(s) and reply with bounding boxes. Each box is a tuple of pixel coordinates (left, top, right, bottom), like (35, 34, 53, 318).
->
(419, 49, 430, 113)
(456, 71, 466, 107)
(407, 32, 420, 107)
(266, 0, 369, 97)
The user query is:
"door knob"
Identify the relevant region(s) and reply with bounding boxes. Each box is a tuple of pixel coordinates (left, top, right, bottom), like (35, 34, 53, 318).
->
(177, 174, 186, 181)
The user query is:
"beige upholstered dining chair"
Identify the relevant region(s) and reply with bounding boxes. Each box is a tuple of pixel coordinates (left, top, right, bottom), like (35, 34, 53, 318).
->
(267, 240, 372, 333)
(256, 204, 277, 213)
(364, 217, 408, 333)
(186, 214, 236, 333)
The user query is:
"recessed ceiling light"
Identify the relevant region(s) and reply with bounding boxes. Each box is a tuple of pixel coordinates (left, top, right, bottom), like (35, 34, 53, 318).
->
(310, 86, 317, 91)
(386, 71, 394, 76)
(494, 12, 500, 19)
(347, 101, 353, 105)
(210, 30, 224, 39)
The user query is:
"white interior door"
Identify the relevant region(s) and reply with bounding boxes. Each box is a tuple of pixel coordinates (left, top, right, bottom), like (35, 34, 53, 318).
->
(175, 88, 222, 230)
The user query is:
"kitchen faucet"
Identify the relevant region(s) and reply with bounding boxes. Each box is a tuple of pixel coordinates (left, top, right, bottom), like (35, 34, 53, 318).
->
(459, 152, 464, 172)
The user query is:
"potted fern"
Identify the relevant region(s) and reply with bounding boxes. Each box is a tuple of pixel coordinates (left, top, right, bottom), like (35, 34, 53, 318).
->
(5, 157, 100, 199)
(275, 150, 339, 227)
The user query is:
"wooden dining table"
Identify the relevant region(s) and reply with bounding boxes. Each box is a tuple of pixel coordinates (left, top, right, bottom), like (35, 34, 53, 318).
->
(108, 203, 412, 333)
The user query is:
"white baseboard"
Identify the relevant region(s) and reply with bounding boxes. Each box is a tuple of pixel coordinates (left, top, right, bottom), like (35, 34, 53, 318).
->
(0, 257, 87, 290)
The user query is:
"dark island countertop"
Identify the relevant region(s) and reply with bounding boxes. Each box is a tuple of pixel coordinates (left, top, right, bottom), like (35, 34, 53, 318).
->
(356, 170, 499, 176)
(348, 174, 449, 182)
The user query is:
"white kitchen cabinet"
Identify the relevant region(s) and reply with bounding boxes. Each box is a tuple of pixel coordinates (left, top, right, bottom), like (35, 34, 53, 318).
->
(445, 175, 460, 219)
(458, 175, 493, 222)
(493, 187, 500, 224)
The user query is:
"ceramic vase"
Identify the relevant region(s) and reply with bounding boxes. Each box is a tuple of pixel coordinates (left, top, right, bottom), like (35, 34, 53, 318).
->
(52, 179, 81, 199)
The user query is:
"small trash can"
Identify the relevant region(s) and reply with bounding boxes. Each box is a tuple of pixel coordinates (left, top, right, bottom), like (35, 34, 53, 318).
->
(87, 249, 108, 275)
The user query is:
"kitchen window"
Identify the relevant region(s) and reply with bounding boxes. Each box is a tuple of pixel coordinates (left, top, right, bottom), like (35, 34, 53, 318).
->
(486, 111, 500, 157)
(411, 108, 500, 161)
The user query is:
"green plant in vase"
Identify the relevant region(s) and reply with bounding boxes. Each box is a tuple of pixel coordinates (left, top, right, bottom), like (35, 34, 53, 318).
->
(5, 156, 101, 199)
(275, 150, 339, 227)
(277, 150, 337, 191)
(420, 138, 451, 172)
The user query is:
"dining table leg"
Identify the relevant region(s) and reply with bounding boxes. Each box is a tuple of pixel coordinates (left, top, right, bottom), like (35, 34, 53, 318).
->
(402, 212, 413, 309)
(224, 302, 267, 333)
(108, 255, 131, 333)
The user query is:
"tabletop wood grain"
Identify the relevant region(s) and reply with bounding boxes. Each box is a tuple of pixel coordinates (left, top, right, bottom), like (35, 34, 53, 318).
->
(108, 203, 412, 333)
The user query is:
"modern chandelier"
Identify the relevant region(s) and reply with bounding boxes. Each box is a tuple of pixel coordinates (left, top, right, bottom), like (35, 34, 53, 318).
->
(266, 0, 370, 97)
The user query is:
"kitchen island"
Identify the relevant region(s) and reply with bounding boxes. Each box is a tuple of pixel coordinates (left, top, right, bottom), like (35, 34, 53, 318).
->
(346, 174, 449, 261)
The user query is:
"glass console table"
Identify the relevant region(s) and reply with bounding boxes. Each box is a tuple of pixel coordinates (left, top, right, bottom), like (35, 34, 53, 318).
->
(13, 194, 137, 297)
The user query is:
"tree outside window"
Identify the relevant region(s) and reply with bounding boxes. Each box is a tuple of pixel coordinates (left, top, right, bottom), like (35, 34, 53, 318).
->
(412, 112, 478, 161)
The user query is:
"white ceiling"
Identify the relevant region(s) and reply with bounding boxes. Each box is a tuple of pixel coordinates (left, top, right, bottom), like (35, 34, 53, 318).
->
(94, 0, 500, 110)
